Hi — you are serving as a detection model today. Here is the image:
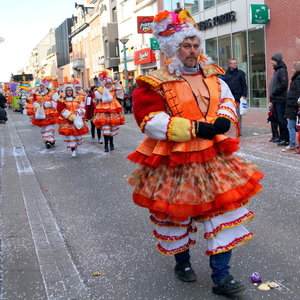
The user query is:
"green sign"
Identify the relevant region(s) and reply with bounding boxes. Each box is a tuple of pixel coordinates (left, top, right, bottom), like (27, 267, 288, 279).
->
(250, 4, 269, 24)
(150, 38, 160, 50)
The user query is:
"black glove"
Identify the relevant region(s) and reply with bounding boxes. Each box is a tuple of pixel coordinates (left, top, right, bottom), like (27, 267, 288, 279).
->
(195, 121, 216, 140)
(214, 117, 231, 134)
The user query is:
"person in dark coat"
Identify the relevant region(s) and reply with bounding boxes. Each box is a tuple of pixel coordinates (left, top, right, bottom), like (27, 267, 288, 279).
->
(269, 53, 289, 146)
(0, 93, 7, 108)
(223, 59, 247, 135)
(282, 61, 300, 152)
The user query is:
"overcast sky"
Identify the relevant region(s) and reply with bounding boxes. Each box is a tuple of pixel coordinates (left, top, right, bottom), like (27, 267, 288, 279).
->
(0, 0, 78, 82)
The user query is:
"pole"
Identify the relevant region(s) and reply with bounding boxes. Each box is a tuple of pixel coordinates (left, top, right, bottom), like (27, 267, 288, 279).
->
(123, 44, 128, 93)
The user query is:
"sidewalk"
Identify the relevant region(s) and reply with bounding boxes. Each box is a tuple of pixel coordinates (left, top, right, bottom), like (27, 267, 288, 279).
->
(0, 110, 88, 300)
(240, 108, 271, 137)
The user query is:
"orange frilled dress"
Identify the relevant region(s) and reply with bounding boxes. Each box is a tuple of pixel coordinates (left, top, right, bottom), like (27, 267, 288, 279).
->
(127, 65, 264, 256)
(31, 90, 59, 127)
(93, 86, 125, 135)
(57, 96, 89, 142)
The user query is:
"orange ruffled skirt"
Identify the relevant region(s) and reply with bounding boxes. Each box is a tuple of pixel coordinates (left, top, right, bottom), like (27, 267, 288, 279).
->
(58, 122, 89, 136)
(127, 139, 264, 223)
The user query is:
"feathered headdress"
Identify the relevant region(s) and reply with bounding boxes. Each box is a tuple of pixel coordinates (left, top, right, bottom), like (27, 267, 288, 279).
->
(73, 79, 82, 87)
(40, 76, 53, 88)
(152, 9, 210, 75)
(98, 71, 112, 86)
(152, 9, 202, 58)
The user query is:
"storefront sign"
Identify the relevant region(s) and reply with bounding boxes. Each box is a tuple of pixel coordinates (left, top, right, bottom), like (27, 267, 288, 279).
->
(137, 16, 154, 34)
(198, 11, 236, 30)
(134, 48, 156, 65)
(150, 38, 160, 50)
(250, 5, 269, 24)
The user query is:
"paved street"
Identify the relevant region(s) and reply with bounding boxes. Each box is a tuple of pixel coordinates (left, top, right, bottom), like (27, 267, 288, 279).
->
(0, 109, 300, 300)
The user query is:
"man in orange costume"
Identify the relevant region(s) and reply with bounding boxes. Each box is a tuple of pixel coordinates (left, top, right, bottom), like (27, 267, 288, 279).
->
(127, 9, 264, 296)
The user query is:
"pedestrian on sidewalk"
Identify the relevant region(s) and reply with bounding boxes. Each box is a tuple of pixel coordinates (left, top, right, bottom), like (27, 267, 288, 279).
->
(57, 84, 89, 157)
(269, 53, 289, 146)
(84, 85, 103, 144)
(282, 61, 300, 152)
(127, 8, 264, 297)
(31, 77, 60, 149)
(223, 59, 247, 135)
(93, 72, 125, 152)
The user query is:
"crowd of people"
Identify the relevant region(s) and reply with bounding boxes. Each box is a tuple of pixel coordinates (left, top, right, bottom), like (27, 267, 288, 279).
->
(268, 53, 300, 154)
(1, 74, 129, 156)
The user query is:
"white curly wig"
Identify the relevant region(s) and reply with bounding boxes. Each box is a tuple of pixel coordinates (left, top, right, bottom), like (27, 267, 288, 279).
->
(152, 9, 211, 75)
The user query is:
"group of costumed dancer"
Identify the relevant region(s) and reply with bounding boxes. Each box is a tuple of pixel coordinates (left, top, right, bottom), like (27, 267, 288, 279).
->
(24, 74, 124, 156)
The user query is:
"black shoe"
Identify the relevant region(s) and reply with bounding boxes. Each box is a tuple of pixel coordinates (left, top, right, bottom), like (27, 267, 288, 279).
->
(212, 275, 246, 296)
(272, 138, 281, 143)
(45, 142, 51, 149)
(174, 261, 197, 282)
(51, 141, 55, 146)
(104, 145, 109, 152)
(277, 141, 289, 146)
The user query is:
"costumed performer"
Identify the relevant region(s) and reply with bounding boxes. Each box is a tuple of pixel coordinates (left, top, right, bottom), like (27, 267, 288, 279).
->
(93, 71, 125, 152)
(57, 84, 89, 157)
(127, 8, 264, 296)
(31, 77, 59, 149)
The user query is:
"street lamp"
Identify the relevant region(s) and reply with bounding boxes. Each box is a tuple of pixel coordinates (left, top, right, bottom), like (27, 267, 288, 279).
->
(120, 38, 129, 93)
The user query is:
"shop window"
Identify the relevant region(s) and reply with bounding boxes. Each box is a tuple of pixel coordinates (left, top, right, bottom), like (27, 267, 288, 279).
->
(216, 0, 229, 4)
(204, 0, 215, 9)
(205, 37, 218, 64)
(218, 34, 231, 70)
(185, 0, 199, 14)
(248, 28, 266, 108)
(163, 0, 181, 11)
(232, 31, 247, 74)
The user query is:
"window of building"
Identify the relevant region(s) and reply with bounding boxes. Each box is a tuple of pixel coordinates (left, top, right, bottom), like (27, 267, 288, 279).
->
(112, 7, 117, 23)
(218, 34, 231, 70)
(185, 0, 199, 14)
(248, 28, 266, 108)
(216, 0, 228, 4)
(204, 0, 215, 9)
(163, 0, 181, 11)
(205, 37, 218, 64)
(232, 31, 247, 74)
(121, 0, 133, 22)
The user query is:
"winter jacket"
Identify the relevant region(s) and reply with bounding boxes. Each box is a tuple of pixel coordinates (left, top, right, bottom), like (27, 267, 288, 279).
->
(223, 67, 247, 102)
(0, 107, 7, 121)
(269, 61, 288, 103)
(284, 72, 300, 119)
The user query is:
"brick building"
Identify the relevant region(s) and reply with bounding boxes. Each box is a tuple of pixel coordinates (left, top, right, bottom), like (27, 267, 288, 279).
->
(265, 0, 300, 98)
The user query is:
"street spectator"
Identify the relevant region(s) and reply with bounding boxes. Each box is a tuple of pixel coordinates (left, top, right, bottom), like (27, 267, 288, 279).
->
(223, 59, 247, 135)
(269, 53, 289, 146)
(94, 72, 125, 152)
(127, 8, 264, 297)
(85, 86, 102, 144)
(31, 77, 59, 149)
(282, 61, 300, 152)
(0, 92, 6, 108)
(0, 106, 8, 124)
(57, 84, 89, 157)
